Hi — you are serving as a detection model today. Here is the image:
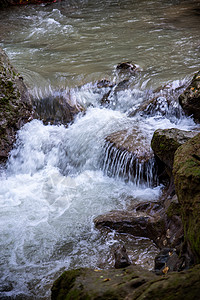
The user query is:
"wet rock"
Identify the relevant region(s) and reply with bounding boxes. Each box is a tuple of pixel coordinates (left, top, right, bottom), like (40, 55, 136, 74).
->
(94, 210, 166, 248)
(114, 245, 131, 269)
(173, 133, 200, 263)
(151, 128, 197, 172)
(114, 79, 130, 93)
(102, 128, 156, 185)
(51, 264, 200, 300)
(155, 248, 184, 275)
(99, 79, 130, 107)
(116, 62, 138, 74)
(33, 93, 83, 126)
(179, 70, 200, 122)
(128, 82, 186, 119)
(100, 90, 112, 106)
(97, 79, 114, 89)
(0, 47, 33, 161)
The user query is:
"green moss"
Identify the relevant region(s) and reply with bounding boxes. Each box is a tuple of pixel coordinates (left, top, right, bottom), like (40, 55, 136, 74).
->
(51, 269, 84, 300)
(166, 202, 181, 218)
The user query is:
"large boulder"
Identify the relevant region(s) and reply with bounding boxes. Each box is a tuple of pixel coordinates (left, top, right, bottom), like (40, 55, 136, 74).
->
(0, 47, 33, 161)
(179, 70, 200, 122)
(151, 128, 197, 173)
(51, 264, 200, 300)
(173, 133, 200, 263)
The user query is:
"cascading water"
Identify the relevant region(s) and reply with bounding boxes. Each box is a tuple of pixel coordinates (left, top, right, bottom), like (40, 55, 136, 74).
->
(101, 140, 157, 186)
(0, 0, 200, 299)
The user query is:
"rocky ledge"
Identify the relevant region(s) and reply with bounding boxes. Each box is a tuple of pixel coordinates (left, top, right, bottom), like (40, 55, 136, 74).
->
(51, 264, 200, 300)
(173, 133, 200, 263)
(179, 70, 200, 122)
(0, 47, 33, 161)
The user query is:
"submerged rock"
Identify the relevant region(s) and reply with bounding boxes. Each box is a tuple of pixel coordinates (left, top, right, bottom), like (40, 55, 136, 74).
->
(51, 264, 200, 300)
(173, 133, 200, 263)
(102, 128, 156, 185)
(179, 70, 200, 122)
(33, 93, 83, 126)
(0, 47, 33, 161)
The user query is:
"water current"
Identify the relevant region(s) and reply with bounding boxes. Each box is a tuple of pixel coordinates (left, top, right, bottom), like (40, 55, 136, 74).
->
(0, 0, 200, 299)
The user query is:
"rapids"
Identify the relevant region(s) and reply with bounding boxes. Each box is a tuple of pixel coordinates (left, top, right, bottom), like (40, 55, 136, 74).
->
(0, 0, 200, 298)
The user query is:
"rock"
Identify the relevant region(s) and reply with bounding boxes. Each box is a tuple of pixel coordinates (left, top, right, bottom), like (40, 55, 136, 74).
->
(179, 70, 200, 122)
(116, 62, 138, 74)
(94, 210, 166, 249)
(173, 133, 200, 263)
(51, 264, 200, 300)
(51, 265, 156, 300)
(97, 79, 114, 89)
(154, 248, 184, 275)
(128, 82, 186, 119)
(114, 245, 131, 269)
(0, 47, 33, 161)
(33, 93, 83, 126)
(99, 79, 130, 107)
(102, 128, 156, 185)
(151, 128, 197, 171)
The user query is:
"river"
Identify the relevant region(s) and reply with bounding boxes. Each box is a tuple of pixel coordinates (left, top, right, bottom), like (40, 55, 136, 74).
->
(0, 0, 200, 299)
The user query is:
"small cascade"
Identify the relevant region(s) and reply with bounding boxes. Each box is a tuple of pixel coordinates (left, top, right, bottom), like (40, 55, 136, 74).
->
(102, 130, 157, 186)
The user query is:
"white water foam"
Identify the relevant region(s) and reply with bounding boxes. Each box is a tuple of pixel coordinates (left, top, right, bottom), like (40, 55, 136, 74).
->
(1, 108, 163, 298)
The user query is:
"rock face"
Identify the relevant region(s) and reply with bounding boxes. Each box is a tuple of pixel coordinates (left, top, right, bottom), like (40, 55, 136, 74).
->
(51, 264, 200, 300)
(179, 70, 200, 122)
(102, 128, 156, 185)
(173, 133, 200, 263)
(151, 128, 197, 173)
(0, 47, 33, 161)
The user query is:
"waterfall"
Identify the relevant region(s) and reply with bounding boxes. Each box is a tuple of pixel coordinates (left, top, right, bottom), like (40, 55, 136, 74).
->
(102, 140, 157, 186)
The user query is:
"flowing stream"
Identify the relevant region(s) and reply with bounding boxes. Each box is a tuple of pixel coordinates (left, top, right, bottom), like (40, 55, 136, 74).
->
(0, 0, 200, 299)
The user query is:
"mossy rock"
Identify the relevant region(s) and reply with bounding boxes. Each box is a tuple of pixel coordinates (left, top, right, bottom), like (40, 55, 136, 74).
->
(173, 133, 200, 263)
(179, 70, 200, 122)
(151, 128, 197, 171)
(0, 47, 33, 160)
(51, 264, 200, 300)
